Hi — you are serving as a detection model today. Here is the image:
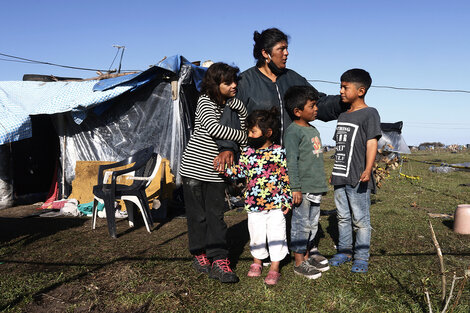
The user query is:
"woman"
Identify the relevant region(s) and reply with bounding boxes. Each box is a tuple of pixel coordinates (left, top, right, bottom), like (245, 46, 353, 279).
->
(214, 28, 346, 268)
(215, 27, 346, 168)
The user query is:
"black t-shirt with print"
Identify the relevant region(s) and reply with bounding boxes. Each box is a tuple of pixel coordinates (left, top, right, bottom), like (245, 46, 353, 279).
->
(331, 107, 382, 190)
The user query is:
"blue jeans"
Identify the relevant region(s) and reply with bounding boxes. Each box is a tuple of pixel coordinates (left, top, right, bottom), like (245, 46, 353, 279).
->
(290, 194, 320, 254)
(334, 183, 371, 261)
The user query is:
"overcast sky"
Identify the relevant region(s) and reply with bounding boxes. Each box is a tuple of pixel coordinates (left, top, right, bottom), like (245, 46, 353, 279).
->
(1, 0, 469, 145)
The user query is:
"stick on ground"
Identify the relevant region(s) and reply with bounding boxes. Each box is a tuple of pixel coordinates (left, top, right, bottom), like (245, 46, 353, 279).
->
(429, 220, 446, 303)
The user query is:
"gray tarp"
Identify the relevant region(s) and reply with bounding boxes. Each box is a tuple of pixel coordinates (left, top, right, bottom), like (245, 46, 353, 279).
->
(56, 63, 197, 190)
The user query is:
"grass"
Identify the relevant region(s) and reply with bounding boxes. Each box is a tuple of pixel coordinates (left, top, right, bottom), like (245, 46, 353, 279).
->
(0, 150, 469, 312)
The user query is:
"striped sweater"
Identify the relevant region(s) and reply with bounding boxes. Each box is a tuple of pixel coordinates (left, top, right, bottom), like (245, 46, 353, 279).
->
(179, 94, 247, 182)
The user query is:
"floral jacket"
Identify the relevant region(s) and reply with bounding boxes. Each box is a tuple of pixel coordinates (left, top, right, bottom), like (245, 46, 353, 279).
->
(226, 144, 292, 212)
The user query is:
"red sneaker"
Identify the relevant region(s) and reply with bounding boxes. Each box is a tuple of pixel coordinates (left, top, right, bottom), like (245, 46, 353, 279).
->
(192, 254, 211, 274)
(209, 258, 239, 283)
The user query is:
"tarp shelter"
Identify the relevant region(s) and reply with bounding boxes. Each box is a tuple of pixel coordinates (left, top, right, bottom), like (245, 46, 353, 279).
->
(0, 55, 205, 209)
(378, 121, 411, 154)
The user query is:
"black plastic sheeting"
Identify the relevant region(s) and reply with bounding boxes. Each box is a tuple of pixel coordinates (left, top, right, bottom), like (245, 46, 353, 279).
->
(53, 64, 198, 193)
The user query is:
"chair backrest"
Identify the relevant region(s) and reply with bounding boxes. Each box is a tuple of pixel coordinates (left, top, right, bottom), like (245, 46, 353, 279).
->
(124, 147, 154, 189)
(147, 154, 162, 188)
(137, 153, 162, 189)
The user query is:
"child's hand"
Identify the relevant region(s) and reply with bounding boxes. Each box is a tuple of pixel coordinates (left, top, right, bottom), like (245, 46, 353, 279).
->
(359, 171, 371, 182)
(282, 206, 290, 215)
(292, 191, 302, 206)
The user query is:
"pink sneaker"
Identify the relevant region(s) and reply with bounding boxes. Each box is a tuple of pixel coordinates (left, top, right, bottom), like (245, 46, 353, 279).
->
(264, 270, 281, 285)
(247, 263, 262, 277)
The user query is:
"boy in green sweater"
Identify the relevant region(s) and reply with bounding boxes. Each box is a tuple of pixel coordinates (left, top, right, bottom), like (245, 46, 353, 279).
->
(284, 85, 329, 280)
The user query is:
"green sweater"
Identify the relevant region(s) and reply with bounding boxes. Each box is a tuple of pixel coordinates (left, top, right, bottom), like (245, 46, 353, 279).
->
(284, 122, 328, 194)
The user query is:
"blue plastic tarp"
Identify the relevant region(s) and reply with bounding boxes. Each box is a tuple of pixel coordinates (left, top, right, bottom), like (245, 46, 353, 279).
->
(0, 80, 133, 145)
(0, 55, 207, 146)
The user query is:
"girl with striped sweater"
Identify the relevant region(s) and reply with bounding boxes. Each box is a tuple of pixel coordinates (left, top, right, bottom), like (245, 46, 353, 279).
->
(179, 63, 247, 283)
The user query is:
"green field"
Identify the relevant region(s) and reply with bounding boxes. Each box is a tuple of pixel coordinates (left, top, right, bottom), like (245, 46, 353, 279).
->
(1, 150, 469, 312)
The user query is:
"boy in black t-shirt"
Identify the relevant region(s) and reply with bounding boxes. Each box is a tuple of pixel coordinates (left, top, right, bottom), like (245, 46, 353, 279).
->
(329, 69, 381, 273)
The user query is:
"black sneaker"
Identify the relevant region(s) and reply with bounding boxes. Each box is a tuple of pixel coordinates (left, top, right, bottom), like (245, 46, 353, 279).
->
(294, 261, 322, 280)
(309, 250, 329, 265)
(209, 258, 239, 283)
(192, 254, 211, 274)
(307, 255, 330, 272)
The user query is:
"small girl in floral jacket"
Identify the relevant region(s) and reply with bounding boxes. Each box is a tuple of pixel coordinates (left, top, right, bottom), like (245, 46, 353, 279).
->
(224, 107, 291, 285)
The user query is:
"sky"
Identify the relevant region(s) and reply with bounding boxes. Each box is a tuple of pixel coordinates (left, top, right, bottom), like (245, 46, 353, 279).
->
(1, 0, 469, 146)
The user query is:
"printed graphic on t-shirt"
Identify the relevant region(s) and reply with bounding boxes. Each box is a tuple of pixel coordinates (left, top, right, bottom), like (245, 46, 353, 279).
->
(332, 122, 359, 177)
(312, 136, 322, 157)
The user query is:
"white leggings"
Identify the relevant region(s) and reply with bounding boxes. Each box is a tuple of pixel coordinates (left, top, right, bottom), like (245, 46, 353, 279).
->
(247, 209, 288, 262)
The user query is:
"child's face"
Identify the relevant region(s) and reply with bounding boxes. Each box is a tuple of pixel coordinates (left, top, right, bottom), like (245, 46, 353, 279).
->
(248, 125, 263, 138)
(219, 81, 237, 99)
(297, 100, 318, 122)
(247, 125, 272, 149)
(340, 81, 364, 103)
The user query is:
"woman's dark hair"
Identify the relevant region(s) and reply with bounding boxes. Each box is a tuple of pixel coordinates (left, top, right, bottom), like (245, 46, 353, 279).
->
(247, 107, 281, 143)
(253, 28, 289, 67)
(201, 62, 239, 104)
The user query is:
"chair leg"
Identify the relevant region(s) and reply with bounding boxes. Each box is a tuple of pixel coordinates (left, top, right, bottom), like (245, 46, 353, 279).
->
(140, 189, 154, 227)
(134, 199, 151, 233)
(103, 190, 117, 238)
(124, 200, 135, 228)
(92, 198, 98, 230)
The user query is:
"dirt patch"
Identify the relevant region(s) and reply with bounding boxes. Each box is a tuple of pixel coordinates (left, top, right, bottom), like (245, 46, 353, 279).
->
(0, 203, 247, 312)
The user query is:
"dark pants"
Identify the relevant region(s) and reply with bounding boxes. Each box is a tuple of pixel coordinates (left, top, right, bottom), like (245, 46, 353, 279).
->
(183, 177, 228, 260)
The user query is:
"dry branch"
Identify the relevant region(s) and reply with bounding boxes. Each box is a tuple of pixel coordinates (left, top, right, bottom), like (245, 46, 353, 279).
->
(428, 220, 446, 303)
(449, 275, 467, 313)
(441, 273, 458, 313)
(425, 289, 433, 313)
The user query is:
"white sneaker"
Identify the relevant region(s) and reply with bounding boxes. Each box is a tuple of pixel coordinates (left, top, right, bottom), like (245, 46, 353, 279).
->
(306, 193, 322, 204)
(97, 209, 128, 218)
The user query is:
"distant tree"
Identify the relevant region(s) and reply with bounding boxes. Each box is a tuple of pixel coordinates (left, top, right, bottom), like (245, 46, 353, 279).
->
(419, 142, 444, 148)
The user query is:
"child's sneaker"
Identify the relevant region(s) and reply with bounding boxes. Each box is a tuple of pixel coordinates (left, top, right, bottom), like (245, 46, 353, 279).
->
(294, 261, 322, 280)
(309, 252, 329, 265)
(264, 270, 281, 285)
(192, 254, 211, 274)
(307, 255, 330, 272)
(247, 263, 262, 277)
(209, 258, 239, 283)
(306, 193, 322, 204)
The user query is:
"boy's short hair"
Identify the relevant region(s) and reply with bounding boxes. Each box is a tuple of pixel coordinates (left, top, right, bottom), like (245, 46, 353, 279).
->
(284, 85, 320, 120)
(340, 68, 372, 95)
